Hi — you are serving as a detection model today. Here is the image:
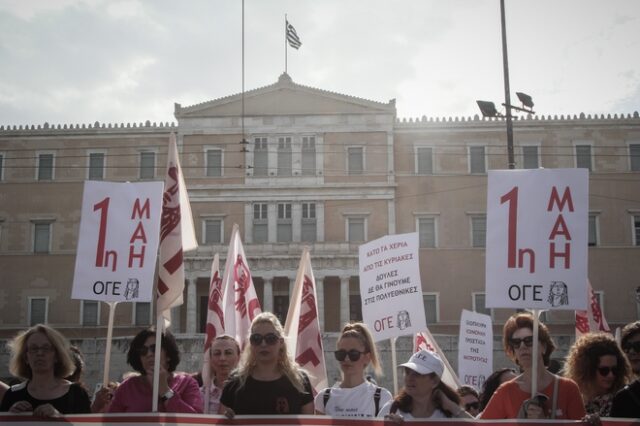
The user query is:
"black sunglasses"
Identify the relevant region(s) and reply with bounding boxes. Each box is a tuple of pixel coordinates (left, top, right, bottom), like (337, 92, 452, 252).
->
(334, 349, 366, 362)
(249, 332, 280, 346)
(465, 402, 480, 411)
(597, 366, 618, 377)
(138, 344, 156, 356)
(508, 335, 534, 349)
(623, 341, 640, 353)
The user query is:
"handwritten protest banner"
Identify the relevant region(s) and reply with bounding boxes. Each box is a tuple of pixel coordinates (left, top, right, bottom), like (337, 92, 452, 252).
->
(457, 309, 493, 390)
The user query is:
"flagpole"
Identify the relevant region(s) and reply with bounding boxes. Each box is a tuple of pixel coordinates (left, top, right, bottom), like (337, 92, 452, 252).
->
(390, 337, 398, 395)
(151, 315, 163, 412)
(284, 14, 288, 74)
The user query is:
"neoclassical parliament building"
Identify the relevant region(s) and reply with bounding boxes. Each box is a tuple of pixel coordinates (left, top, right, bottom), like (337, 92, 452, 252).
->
(1, 74, 639, 380)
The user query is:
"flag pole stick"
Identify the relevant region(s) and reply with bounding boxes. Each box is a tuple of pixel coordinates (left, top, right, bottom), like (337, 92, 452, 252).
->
(101, 301, 118, 387)
(151, 314, 163, 412)
(390, 337, 398, 395)
(284, 14, 288, 73)
(531, 309, 540, 397)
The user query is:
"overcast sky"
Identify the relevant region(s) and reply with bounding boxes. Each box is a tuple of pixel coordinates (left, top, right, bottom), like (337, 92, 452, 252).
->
(1, 0, 639, 127)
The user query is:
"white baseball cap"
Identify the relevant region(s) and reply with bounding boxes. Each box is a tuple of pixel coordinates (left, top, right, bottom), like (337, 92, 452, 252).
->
(399, 350, 445, 377)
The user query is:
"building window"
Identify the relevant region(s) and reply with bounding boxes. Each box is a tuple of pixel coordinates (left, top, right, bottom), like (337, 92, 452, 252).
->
(277, 203, 292, 242)
(277, 137, 292, 177)
(134, 302, 151, 326)
(81, 300, 99, 326)
(630, 144, 640, 172)
(347, 147, 364, 175)
(29, 297, 48, 326)
(633, 215, 640, 246)
(37, 153, 54, 181)
(253, 137, 268, 176)
(589, 214, 599, 247)
(347, 217, 366, 242)
(472, 293, 492, 317)
(206, 149, 222, 177)
(301, 202, 317, 242)
(423, 293, 438, 324)
(416, 147, 433, 175)
(469, 146, 486, 174)
(273, 280, 290, 326)
(33, 222, 51, 253)
(0, 153, 4, 181)
(203, 219, 223, 244)
(139, 151, 156, 179)
(88, 152, 105, 180)
(350, 278, 363, 322)
(522, 145, 539, 169)
(253, 203, 268, 243)
(417, 217, 436, 248)
(471, 215, 486, 248)
(575, 144, 592, 171)
(302, 136, 316, 176)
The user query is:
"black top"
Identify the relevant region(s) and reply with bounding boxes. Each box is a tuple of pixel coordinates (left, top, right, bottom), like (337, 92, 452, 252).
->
(0, 381, 91, 414)
(610, 379, 640, 418)
(220, 372, 313, 415)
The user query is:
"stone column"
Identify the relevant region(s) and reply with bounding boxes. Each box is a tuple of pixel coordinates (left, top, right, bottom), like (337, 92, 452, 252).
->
(340, 275, 350, 327)
(186, 278, 197, 334)
(263, 277, 274, 312)
(316, 276, 325, 330)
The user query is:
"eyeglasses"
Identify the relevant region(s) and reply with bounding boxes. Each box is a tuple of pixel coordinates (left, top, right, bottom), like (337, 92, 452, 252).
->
(249, 333, 280, 346)
(597, 366, 618, 377)
(27, 345, 54, 355)
(138, 344, 156, 356)
(508, 336, 534, 349)
(623, 341, 640, 353)
(464, 402, 480, 411)
(334, 349, 366, 362)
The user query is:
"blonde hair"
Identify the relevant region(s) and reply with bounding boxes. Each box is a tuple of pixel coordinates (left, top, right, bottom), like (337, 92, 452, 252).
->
(8, 324, 75, 380)
(236, 312, 306, 392)
(339, 322, 383, 377)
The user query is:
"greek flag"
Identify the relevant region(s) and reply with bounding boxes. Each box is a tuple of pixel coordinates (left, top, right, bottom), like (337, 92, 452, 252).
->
(286, 20, 302, 49)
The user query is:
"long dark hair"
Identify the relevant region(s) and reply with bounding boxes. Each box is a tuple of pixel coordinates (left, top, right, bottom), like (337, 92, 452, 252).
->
(390, 373, 460, 417)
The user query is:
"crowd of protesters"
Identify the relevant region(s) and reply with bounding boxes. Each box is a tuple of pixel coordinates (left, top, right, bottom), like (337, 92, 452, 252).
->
(1, 316, 639, 419)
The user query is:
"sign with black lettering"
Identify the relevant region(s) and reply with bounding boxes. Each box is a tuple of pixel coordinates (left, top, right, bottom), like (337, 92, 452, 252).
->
(72, 181, 163, 302)
(457, 309, 493, 390)
(486, 169, 588, 310)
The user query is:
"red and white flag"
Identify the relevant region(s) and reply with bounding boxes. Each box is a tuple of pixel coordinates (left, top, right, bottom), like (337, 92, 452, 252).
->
(414, 328, 462, 389)
(202, 253, 224, 413)
(575, 280, 611, 337)
(157, 133, 197, 328)
(221, 224, 261, 349)
(284, 248, 328, 394)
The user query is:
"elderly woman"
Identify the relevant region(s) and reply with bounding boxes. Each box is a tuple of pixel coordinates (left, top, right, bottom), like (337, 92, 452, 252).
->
(563, 332, 632, 416)
(379, 350, 471, 422)
(480, 313, 585, 419)
(201, 335, 241, 414)
(107, 327, 203, 413)
(0, 324, 91, 417)
(220, 312, 314, 417)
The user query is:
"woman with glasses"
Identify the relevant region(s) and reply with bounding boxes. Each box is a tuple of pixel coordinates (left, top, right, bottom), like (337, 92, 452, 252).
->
(219, 312, 314, 417)
(0, 324, 91, 417)
(563, 332, 631, 416)
(314, 322, 392, 417)
(107, 327, 203, 413)
(480, 313, 585, 419)
(380, 350, 471, 422)
(457, 385, 481, 417)
(200, 335, 240, 414)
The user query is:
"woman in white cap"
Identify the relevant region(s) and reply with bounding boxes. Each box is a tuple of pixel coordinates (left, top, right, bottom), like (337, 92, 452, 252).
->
(379, 350, 472, 421)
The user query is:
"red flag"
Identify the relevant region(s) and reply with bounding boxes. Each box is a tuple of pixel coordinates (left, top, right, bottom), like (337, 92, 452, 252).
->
(221, 224, 261, 349)
(575, 280, 611, 337)
(157, 133, 196, 328)
(413, 328, 461, 389)
(284, 248, 328, 394)
(201, 253, 224, 413)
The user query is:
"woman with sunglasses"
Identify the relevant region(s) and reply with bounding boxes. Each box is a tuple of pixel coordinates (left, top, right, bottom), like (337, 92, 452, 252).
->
(219, 312, 314, 417)
(0, 324, 91, 417)
(200, 335, 241, 414)
(314, 322, 392, 417)
(564, 332, 631, 416)
(108, 327, 203, 413)
(478, 368, 518, 412)
(480, 313, 585, 419)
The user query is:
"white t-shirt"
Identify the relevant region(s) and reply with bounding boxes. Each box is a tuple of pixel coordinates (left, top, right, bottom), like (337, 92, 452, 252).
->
(378, 400, 447, 419)
(314, 381, 393, 418)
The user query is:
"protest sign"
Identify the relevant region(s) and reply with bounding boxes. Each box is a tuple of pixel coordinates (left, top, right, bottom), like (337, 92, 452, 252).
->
(359, 232, 426, 342)
(486, 169, 588, 310)
(72, 181, 163, 303)
(457, 309, 493, 390)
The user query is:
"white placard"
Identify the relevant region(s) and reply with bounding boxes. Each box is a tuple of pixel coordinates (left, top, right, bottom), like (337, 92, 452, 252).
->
(359, 232, 426, 342)
(486, 169, 588, 310)
(457, 309, 493, 391)
(72, 181, 163, 302)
